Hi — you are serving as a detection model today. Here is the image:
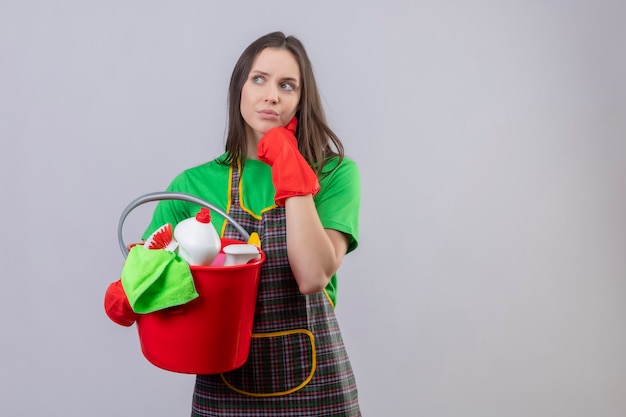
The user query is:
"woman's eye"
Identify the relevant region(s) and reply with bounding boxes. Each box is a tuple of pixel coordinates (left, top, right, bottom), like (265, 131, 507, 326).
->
(281, 82, 294, 91)
(252, 76, 263, 84)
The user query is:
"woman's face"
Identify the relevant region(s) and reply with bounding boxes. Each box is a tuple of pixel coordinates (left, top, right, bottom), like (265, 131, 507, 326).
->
(240, 47, 301, 144)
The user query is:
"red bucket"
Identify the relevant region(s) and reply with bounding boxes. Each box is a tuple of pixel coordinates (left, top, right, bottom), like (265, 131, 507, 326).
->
(118, 192, 266, 374)
(135, 238, 264, 374)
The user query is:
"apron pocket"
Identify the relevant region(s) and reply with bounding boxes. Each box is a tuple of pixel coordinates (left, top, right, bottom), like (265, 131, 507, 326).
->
(220, 329, 316, 397)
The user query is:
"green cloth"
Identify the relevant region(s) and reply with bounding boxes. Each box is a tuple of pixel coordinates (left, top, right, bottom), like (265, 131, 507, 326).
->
(121, 245, 199, 314)
(141, 154, 361, 306)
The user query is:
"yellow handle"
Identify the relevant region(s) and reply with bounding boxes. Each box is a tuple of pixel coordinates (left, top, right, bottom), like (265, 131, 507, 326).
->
(247, 232, 261, 248)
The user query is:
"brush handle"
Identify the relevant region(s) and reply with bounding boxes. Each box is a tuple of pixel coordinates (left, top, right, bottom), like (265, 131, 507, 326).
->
(118, 191, 250, 258)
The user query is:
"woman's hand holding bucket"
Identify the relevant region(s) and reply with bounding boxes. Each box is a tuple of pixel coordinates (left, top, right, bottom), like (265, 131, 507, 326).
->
(104, 280, 138, 327)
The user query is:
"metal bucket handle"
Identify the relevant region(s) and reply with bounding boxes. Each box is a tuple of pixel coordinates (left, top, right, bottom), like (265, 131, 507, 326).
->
(118, 191, 250, 258)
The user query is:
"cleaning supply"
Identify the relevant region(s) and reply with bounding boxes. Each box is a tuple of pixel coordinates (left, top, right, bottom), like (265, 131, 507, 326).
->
(112, 192, 268, 374)
(247, 232, 261, 248)
(174, 208, 221, 266)
(120, 245, 199, 314)
(143, 223, 178, 252)
(223, 244, 261, 266)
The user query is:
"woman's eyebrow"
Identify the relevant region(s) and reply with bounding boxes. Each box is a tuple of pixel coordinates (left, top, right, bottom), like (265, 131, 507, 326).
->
(281, 76, 300, 84)
(250, 69, 299, 84)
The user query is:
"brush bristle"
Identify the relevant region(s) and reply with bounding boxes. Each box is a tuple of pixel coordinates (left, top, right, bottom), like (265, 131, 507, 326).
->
(144, 224, 173, 250)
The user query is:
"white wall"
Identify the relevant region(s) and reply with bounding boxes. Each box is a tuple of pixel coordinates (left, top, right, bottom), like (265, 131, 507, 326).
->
(1, 1, 625, 416)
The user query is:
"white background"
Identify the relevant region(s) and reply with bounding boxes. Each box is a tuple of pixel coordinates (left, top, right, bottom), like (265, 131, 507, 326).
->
(1, 1, 625, 416)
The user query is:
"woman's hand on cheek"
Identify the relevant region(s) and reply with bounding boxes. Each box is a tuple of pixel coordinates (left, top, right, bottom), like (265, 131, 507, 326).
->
(257, 117, 299, 161)
(257, 117, 320, 206)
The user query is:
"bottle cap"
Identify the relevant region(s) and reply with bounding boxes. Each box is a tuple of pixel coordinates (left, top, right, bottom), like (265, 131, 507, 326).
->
(195, 208, 211, 223)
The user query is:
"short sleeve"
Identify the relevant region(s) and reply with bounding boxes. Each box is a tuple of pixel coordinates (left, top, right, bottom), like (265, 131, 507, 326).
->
(314, 157, 361, 253)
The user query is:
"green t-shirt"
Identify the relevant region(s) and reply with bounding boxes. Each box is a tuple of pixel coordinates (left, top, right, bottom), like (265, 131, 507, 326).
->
(142, 154, 360, 306)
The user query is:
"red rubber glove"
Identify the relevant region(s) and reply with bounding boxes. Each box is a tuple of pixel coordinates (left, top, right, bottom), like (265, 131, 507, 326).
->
(257, 117, 320, 206)
(104, 279, 138, 327)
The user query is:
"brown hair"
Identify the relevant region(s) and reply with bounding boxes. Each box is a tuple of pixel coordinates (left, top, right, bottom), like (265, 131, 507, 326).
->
(221, 31, 344, 175)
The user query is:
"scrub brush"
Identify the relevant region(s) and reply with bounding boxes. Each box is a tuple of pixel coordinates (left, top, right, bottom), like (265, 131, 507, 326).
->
(143, 223, 179, 252)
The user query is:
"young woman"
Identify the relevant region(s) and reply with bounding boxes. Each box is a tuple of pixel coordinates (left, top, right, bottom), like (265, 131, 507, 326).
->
(105, 31, 362, 416)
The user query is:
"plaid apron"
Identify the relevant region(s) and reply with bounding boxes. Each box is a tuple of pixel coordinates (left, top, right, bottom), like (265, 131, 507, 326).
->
(191, 165, 361, 417)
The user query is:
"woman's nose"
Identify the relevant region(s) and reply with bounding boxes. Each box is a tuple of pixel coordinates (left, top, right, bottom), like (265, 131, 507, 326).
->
(264, 86, 278, 104)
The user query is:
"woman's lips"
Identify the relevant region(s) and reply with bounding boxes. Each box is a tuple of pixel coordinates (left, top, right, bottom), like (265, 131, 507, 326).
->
(258, 109, 279, 120)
